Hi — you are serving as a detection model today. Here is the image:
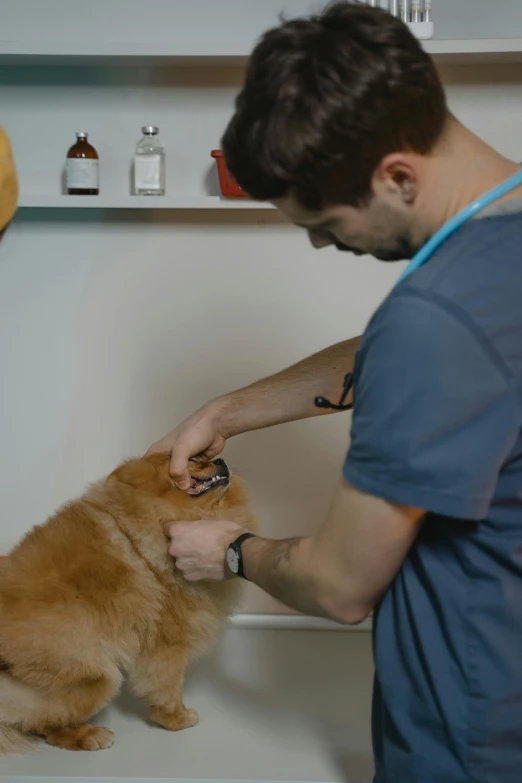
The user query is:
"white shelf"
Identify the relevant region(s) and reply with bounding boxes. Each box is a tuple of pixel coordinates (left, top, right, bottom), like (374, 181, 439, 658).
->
(0, 627, 374, 783)
(17, 195, 275, 211)
(3, 38, 522, 66)
(0, 41, 249, 66)
(425, 37, 522, 64)
(230, 613, 372, 632)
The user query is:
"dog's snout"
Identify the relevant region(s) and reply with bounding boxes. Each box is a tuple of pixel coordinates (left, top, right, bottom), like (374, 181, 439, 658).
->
(214, 458, 230, 478)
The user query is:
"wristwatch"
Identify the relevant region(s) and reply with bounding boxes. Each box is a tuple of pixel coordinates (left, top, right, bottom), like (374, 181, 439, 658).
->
(226, 532, 256, 579)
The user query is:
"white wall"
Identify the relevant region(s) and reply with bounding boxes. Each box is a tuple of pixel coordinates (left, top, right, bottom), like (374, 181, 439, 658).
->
(1, 58, 522, 600)
(0, 207, 398, 613)
(3, 62, 522, 613)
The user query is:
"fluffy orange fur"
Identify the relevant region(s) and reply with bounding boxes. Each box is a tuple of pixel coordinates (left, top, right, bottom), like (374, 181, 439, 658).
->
(0, 454, 257, 753)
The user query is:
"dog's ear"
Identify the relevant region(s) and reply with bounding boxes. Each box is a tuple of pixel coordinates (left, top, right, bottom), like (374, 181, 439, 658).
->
(107, 458, 166, 492)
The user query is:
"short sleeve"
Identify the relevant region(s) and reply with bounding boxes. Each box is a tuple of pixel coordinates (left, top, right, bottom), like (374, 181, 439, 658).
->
(344, 292, 521, 520)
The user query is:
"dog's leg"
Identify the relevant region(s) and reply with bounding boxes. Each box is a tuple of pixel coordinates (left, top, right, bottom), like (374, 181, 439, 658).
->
(130, 643, 198, 732)
(44, 724, 115, 752)
(34, 676, 119, 751)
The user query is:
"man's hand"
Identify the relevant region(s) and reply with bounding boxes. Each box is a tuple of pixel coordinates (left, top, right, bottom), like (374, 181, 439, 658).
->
(166, 519, 245, 582)
(148, 400, 229, 490)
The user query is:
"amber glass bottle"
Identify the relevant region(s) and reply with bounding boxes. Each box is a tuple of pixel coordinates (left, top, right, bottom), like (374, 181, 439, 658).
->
(66, 132, 99, 195)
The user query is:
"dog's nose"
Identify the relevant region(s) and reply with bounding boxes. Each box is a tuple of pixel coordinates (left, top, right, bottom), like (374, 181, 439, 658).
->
(214, 458, 230, 478)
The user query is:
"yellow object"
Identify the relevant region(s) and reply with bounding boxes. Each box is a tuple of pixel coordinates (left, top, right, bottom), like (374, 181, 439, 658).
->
(0, 126, 18, 231)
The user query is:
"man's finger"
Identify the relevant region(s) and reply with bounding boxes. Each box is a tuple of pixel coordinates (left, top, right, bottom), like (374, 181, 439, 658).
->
(168, 439, 194, 482)
(166, 520, 184, 540)
(169, 454, 191, 489)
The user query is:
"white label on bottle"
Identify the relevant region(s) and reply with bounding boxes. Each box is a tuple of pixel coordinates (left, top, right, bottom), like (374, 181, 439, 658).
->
(66, 159, 99, 190)
(134, 155, 161, 191)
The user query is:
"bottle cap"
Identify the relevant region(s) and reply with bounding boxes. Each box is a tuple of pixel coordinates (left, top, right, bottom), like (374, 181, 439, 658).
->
(142, 126, 159, 135)
(76, 132, 89, 139)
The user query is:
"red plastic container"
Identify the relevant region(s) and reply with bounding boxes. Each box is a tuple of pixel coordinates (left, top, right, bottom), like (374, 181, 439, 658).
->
(211, 150, 247, 198)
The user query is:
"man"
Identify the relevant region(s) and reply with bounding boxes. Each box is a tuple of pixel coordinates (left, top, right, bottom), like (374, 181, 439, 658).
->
(149, 4, 522, 782)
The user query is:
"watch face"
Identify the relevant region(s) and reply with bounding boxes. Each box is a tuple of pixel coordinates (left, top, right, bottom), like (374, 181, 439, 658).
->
(227, 547, 240, 574)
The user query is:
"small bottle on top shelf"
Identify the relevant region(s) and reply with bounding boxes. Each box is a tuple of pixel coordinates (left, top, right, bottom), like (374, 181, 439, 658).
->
(411, 0, 422, 23)
(66, 132, 99, 195)
(133, 126, 166, 196)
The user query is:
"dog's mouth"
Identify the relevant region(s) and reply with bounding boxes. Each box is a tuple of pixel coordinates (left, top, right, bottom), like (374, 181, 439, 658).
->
(186, 459, 230, 497)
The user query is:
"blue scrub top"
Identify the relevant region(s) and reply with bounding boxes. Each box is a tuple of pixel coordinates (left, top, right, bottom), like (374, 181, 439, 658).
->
(344, 200, 522, 783)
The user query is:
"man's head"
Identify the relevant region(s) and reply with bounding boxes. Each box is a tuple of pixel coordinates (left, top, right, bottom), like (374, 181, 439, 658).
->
(222, 2, 449, 260)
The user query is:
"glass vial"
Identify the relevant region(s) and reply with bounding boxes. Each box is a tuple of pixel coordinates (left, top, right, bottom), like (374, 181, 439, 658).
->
(401, 0, 411, 22)
(390, 0, 400, 17)
(134, 126, 166, 196)
(425, 0, 432, 22)
(66, 132, 99, 195)
(411, 0, 422, 22)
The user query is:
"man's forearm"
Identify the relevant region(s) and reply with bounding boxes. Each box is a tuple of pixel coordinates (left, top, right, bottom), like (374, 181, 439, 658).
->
(240, 535, 344, 621)
(215, 337, 361, 438)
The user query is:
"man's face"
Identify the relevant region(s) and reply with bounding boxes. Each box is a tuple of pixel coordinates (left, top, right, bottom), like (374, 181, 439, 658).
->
(274, 188, 420, 262)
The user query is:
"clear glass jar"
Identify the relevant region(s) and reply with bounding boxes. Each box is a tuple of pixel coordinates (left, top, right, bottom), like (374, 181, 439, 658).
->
(133, 126, 166, 196)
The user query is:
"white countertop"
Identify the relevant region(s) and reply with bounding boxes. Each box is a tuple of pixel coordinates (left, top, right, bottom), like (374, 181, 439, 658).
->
(1, 629, 374, 783)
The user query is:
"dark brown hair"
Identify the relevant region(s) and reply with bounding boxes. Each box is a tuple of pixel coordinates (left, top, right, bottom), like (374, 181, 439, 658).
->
(222, 1, 448, 210)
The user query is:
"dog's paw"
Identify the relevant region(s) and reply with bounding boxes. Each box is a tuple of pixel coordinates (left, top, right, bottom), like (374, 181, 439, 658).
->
(177, 708, 199, 730)
(150, 705, 200, 732)
(45, 725, 115, 751)
(81, 727, 115, 751)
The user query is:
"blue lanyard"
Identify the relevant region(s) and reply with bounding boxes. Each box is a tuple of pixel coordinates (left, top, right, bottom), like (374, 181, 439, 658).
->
(395, 168, 522, 287)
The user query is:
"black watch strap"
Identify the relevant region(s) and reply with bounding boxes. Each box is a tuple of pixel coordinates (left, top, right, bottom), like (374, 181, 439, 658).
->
(231, 532, 256, 579)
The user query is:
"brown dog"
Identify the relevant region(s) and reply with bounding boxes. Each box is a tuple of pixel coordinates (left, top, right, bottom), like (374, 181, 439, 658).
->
(0, 454, 256, 753)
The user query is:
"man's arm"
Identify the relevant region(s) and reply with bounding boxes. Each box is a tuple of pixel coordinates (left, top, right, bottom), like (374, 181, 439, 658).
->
(149, 337, 360, 487)
(240, 481, 423, 623)
(216, 337, 360, 435)
(167, 479, 424, 624)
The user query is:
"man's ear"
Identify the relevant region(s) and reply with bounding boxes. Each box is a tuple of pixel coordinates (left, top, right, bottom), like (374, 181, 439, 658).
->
(0, 127, 18, 232)
(376, 153, 419, 206)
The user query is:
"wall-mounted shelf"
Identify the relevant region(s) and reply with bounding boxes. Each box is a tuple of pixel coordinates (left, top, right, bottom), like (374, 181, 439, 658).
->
(17, 195, 275, 211)
(0, 43, 248, 67)
(8, 36, 522, 218)
(2, 38, 522, 66)
(426, 37, 522, 64)
(230, 614, 372, 632)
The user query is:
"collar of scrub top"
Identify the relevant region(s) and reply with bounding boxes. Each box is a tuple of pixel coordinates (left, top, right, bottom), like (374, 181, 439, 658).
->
(313, 167, 522, 413)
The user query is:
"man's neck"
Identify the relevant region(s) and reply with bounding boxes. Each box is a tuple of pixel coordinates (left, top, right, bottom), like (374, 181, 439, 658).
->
(417, 117, 522, 236)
